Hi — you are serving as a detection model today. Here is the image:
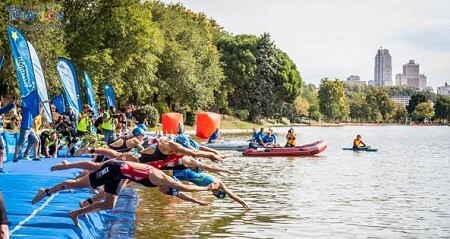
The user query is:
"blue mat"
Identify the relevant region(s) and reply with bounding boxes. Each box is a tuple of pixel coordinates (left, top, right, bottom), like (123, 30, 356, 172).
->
(0, 157, 137, 239)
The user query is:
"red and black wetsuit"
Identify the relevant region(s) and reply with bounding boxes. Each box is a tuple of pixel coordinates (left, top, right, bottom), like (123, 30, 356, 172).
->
(88, 160, 157, 195)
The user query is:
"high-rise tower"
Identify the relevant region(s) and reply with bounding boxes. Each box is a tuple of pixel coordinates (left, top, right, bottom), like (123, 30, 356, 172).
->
(374, 47, 393, 86)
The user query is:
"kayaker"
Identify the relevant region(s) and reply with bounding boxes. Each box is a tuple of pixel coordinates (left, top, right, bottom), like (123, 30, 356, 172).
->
(352, 135, 366, 149)
(208, 128, 221, 143)
(285, 127, 297, 147)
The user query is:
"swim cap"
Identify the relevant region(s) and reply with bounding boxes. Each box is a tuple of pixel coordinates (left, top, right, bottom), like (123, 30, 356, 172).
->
(132, 127, 146, 137)
(175, 135, 191, 149)
(137, 123, 147, 131)
(214, 189, 227, 199)
(166, 187, 179, 196)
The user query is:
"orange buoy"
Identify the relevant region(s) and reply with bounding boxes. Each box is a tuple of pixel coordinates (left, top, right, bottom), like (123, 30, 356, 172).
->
(162, 113, 183, 134)
(196, 112, 221, 139)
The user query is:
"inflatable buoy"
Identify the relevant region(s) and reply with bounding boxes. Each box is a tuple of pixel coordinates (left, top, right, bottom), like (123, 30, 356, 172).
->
(196, 112, 221, 139)
(162, 113, 183, 134)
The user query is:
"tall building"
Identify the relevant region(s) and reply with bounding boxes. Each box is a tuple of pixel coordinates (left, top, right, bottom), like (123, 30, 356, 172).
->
(437, 82, 450, 96)
(395, 60, 427, 90)
(344, 75, 367, 86)
(374, 47, 393, 86)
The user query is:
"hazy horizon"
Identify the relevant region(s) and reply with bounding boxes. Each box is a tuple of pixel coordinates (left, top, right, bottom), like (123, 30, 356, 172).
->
(161, 0, 450, 90)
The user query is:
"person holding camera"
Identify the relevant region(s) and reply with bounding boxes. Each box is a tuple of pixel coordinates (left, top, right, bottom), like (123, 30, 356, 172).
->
(77, 105, 94, 137)
(101, 106, 117, 144)
(55, 115, 76, 157)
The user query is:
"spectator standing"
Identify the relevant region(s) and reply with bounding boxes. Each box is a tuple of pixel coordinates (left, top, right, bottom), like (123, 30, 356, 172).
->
(0, 101, 16, 173)
(101, 106, 117, 143)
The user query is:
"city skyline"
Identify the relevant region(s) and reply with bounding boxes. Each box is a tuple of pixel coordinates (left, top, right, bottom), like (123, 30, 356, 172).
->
(161, 0, 450, 90)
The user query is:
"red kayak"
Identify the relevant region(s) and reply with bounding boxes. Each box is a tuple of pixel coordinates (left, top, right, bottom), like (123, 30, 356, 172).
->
(242, 140, 327, 157)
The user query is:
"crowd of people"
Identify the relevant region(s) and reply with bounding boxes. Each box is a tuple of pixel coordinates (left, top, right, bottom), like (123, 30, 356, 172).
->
(0, 99, 140, 173)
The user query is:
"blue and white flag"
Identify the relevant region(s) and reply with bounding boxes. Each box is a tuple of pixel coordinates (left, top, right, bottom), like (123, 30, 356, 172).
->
(51, 94, 66, 114)
(28, 42, 52, 123)
(7, 25, 40, 117)
(57, 57, 82, 116)
(103, 82, 116, 109)
(83, 70, 99, 117)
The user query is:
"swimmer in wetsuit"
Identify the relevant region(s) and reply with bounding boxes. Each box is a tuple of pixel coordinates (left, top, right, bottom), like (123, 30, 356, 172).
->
(77, 136, 223, 165)
(31, 160, 218, 227)
(107, 127, 146, 153)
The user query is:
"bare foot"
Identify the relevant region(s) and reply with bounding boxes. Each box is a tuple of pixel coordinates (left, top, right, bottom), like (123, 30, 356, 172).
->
(32, 188, 48, 204)
(75, 147, 91, 156)
(50, 160, 69, 171)
(69, 211, 80, 228)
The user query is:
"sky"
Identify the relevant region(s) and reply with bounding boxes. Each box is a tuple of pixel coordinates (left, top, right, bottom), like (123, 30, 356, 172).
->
(160, 0, 450, 90)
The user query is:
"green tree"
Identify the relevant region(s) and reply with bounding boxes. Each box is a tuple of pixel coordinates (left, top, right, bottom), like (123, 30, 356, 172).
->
(407, 93, 427, 114)
(365, 87, 395, 122)
(434, 95, 450, 123)
(391, 103, 408, 123)
(151, 2, 223, 112)
(349, 91, 369, 122)
(63, 0, 164, 106)
(413, 101, 434, 122)
(318, 78, 349, 122)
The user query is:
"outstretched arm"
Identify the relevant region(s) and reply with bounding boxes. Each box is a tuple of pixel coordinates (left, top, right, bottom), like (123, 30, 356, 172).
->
(170, 142, 222, 162)
(198, 145, 220, 155)
(183, 157, 236, 174)
(218, 181, 251, 210)
(51, 160, 103, 171)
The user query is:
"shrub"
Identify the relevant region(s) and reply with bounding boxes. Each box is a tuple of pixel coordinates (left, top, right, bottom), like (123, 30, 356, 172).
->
(136, 105, 160, 128)
(154, 102, 170, 116)
(184, 111, 196, 126)
(234, 109, 250, 121)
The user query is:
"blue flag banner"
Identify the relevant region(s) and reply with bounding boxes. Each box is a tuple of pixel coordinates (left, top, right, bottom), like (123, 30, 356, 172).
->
(83, 70, 99, 117)
(0, 55, 4, 72)
(28, 42, 52, 123)
(51, 94, 66, 114)
(7, 25, 40, 118)
(57, 57, 82, 116)
(103, 82, 116, 108)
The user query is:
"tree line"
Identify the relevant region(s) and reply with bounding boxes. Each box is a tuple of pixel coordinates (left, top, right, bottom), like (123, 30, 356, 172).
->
(296, 78, 450, 124)
(0, 0, 302, 124)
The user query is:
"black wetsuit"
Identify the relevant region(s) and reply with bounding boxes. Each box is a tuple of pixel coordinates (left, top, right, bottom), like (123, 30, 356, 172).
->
(88, 160, 157, 195)
(108, 136, 133, 152)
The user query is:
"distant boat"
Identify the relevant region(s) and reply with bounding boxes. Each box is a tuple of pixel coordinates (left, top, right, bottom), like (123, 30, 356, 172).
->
(242, 140, 327, 157)
(202, 140, 249, 151)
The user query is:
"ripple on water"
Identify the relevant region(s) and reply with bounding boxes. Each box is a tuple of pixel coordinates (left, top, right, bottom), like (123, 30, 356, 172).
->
(135, 126, 450, 238)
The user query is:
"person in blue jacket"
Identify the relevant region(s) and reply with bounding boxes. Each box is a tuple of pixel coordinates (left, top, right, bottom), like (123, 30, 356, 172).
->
(262, 129, 277, 147)
(0, 101, 17, 173)
(208, 128, 221, 143)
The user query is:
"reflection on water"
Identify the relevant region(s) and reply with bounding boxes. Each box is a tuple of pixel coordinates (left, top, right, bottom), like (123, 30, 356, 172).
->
(135, 126, 450, 238)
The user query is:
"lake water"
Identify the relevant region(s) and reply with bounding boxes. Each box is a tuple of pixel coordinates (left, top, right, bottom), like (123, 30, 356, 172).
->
(135, 126, 450, 238)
